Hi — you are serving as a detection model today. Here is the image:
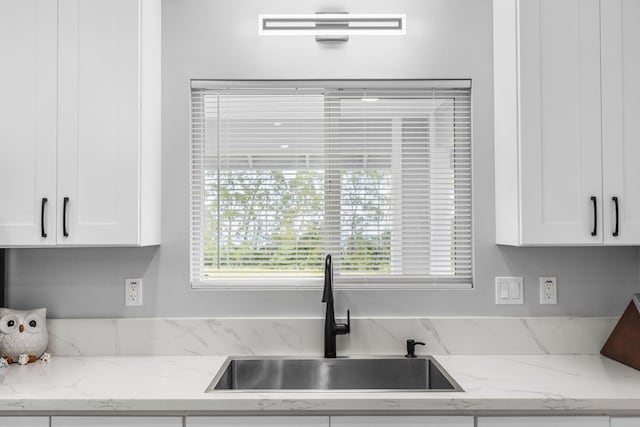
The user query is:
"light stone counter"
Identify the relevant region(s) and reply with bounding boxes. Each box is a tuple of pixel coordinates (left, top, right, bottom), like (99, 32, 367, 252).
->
(0, 355, 639, 415)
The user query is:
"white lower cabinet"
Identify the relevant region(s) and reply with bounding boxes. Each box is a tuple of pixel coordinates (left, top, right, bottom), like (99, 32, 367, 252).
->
(6, 416, 640, 427)
(187, 417, 472, 427)
(331, 416, 474, 427)
(186, 417, 328, 427)
(477, 417, 609, 427)
(610, 419, 640, 427)
(0, 418, 49, 427)
(51, 417, 182, 427)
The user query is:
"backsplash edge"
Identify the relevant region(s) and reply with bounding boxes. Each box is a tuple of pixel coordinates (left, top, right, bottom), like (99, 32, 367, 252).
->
(45, 316, 617, 357)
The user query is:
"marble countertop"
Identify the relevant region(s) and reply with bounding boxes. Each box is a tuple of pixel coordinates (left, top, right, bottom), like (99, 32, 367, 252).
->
(0, 355, 639, 415)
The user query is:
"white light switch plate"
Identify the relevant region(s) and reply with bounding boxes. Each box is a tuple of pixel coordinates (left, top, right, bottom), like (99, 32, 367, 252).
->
(495, 277, 524, 305)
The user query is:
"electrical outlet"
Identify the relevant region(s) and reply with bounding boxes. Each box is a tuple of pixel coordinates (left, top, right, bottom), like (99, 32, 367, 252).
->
(539, 277, 557, 305)
(125, 278, 143, 306)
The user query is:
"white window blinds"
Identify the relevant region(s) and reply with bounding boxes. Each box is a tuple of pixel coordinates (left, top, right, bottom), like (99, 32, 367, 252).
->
(191, 81, 472, 289)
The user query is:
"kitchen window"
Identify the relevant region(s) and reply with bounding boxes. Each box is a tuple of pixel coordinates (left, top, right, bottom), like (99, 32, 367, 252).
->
(190, 80, 472, 289)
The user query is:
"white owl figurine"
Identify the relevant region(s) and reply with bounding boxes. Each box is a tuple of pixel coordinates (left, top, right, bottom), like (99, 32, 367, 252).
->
(0, 308, 48, 364)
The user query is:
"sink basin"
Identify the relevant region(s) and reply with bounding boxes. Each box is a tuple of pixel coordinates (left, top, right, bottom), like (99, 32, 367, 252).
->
(207, 356, 462, 392)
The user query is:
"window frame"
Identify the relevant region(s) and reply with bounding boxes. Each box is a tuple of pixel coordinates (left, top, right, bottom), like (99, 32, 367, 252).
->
(189, 79, 474, 291)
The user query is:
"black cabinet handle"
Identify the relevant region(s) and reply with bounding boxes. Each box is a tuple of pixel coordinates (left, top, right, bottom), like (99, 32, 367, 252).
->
(40, 198, 48, 238)
(612, 196, 619, 237)
(591, 196, 597, 236)
(63, 197, 69, 237)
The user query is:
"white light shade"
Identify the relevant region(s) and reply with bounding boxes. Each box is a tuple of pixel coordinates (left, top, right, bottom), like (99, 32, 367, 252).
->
(258, 14, 406, 36)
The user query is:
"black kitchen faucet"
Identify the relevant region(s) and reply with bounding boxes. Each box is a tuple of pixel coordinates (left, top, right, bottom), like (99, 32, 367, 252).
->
(322, 254, 350, 358)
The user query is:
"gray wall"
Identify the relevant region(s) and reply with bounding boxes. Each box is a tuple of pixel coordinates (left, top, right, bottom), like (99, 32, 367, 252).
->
(6, 0, 639, 318)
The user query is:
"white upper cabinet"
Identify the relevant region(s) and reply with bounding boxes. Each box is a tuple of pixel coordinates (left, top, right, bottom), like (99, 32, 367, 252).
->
(517, 0, 603, 245)
(494, 0, 604, 246)
(494, 0, 640, 246)
(0, 0, 57, 246)
(58, 0, 140, 245)
(0, 0, 161, 247)
(601, 0, 640, 244)
(57, 0, 161, 246)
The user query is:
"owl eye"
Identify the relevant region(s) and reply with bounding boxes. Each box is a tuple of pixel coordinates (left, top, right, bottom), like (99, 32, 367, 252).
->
(7, 320, 14, 327)
(29, 320, 37, 328)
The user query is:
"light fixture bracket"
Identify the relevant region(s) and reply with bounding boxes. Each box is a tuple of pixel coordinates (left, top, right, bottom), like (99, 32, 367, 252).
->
(315, 12, 349, 42)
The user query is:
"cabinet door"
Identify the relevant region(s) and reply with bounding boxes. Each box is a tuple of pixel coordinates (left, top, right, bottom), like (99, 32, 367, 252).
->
(52, 417, 182, 427)
(611, 418, 640, 427)
(186, 417, 329, 427)
(0, 0, 57, 246)
(331, 416, 473, 427)
(0, 417, 49, 427)
(518, 0, 603, 244)
(601, 0, 640, 244)
(477, 416, 609, 427)
(57, 0, 140, 245)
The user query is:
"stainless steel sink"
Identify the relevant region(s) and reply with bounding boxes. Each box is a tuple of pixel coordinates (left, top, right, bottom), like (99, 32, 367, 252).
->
(207, 356, 462, 392)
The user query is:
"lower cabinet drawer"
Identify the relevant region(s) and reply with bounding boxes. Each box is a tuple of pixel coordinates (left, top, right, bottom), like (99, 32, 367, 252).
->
(610, 419, 640, 427)
(0, 417, 49, 427)
(186, 417, 329, 427)
(51, 417, 183, 427)
(477, 417, 610, 427)
(331, 416, 474, 427)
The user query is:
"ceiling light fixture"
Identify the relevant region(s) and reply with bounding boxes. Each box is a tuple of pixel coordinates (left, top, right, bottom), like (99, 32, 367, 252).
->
(258, 13, 406, 41)
(361, 98, 380, 102)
